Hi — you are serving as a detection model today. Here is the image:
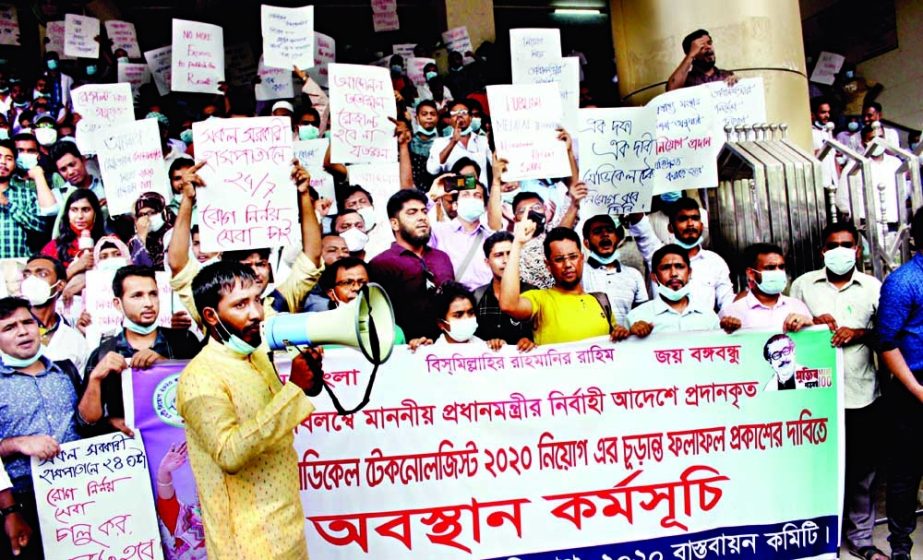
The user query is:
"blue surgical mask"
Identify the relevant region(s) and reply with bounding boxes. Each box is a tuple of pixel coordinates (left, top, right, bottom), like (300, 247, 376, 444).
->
(425, 71, 438, 81)
(86, 65, 97, 76)
(847, 121, 859, 133)
(823, 246, 856, 276)
(298, 124, 319, 141)
(180, 129, 194, 144)
(0, 128, 8, 140)
(123, 317, 158, 335)
(657, 282, 690, 302)
(417, 126, 436, 137)
(590, 250, 620, 266)
(1, 345, 44, 369)
(16, 153, 38, 171)
(470, 117, 482, 133)
(673, 236, 702, 250)
(500, 187, 520, 204)
(456, 197, 485, 222)
(390, 64, 403, 74)
(660, 191, 682, 203)
(46, 59, 58, 70)
(217, 318, 257, 356)
(754, 269, 787, 295)
(117, 57, 130, 65)
(459, 126, 472, 136)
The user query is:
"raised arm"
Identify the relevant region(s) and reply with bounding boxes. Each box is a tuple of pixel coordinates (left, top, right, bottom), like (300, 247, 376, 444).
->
(666, 36, 708, 92)
(487, 155, 506, 231)
(167, 161, 206, 275)
(499, 219, 537, 320)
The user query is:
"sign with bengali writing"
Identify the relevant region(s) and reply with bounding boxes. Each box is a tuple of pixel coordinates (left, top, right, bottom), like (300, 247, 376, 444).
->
(329, 63, 397, 164)
(308, 32, 336, 88)
(31, 432, 164, 560)
(84, 267, 173, 349)
(407, 56, 435, 89)
(648, 84, 719, 194)
(96, 118, 170, 216)
(144, 46, 173, 96)
(261, 4, 314, 69)
(392, 43, 415, 58)
(0, 4, 20, 46)
(372, 0, 399, 32)
(192, 116, 296, 252)
(514, 54, 580, 133)
(488, 83, 570, 181)
(224, 42, 258, 88)
(705, 77, 767, 135)
(64, 13, 100, 59)
(295, 139, 337, 212)
(104, 20, 141, 59)
(255, 55, 295, 101)
(809, 52, 845, 86)
(510, 28, 562, 85)
(72, 83, 135, 155)
(442, 26, 472, 55)
(45, 20, 72, 59)
(171, 19, 224, 94)
(578, 107, 656, 215)
(117, 61, 152, 99)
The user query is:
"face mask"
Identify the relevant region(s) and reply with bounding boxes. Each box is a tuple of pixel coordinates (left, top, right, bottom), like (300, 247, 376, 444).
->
(390, 65, 403, 74)
(16, 153, 38, 171)
(425, 71, 438, 82)
(13, 101, 28, 109)
(1, 345, 43, 369)
(754, 269, 787, 295)
(149, 214, 165, 232)
(98, 257, 128, 271)
(0, 87, 8, 94)
(823, 246, 856, 276)
(298, 124, 319, 141)
(46, 59, 58, 70)
(445, 317, 478, 342)
(0, 128, 8, 141)
(456, 197, 485, 222)
(912, 142, 920, 152)
(417, 126, 437, 137)
(458, 126, 473, 136)
(86, 65, 97, 76)
(501, 187, 520, 204)
(656, 282, 690, 302)
(847, 121, 860, 133)
(673, 236, 702, 250)
(216, 318, 257, 356)
(441, 127, 453, 137)
(117, 57, 130, 65)
(20, 276, 57, 306)
(123, 316, 158, 335)
(356, 206, 376, 230)
(180, 129, 194, 144)
(340, 227, 369, 252)
(869, 144, 885, 158)
(590, 249, 620, 266)
(470, 117, 482, 133)
(35, 127, 57, 146)
(660, 191, 682, 203)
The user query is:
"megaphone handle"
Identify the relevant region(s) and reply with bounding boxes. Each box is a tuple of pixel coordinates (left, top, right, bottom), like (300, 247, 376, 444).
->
(325, 301, 382, 416)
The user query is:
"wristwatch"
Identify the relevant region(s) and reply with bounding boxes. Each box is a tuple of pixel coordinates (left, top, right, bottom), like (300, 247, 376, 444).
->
(0, 503, 21, 517)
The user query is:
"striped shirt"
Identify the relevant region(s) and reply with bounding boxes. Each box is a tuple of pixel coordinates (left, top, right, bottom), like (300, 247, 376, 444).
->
(582, 259, 648, 328)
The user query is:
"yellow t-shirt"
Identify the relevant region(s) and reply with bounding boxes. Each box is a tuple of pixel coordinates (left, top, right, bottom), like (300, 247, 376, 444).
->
(522, 289, 612, 345)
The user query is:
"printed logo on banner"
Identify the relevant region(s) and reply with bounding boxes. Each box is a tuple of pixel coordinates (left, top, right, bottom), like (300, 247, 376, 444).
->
(153, 375, 183, 428)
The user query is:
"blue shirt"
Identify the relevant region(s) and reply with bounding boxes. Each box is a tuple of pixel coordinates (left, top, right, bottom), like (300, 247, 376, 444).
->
(0, 356, 81, 491)
(879, 253, 923, 372)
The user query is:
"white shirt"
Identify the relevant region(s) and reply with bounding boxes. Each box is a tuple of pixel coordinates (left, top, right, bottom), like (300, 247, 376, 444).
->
(44, 320, 89, 377)
(848, 126, 900, 151)
(426, 134, 492, 186)
(582, 260, 648, 328)
(812, 125, 837, 187)
(835, 154, 905, 222)
(0, 456, 10, 491)
(627, 296, 720, 334)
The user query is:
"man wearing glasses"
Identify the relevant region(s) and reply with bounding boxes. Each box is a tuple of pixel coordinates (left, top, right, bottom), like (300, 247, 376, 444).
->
(762, 334, 810, 391)
(426, 100, 491, 186)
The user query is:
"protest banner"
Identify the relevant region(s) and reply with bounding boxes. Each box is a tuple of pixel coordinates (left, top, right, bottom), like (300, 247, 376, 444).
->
(31, 432, 163, 560)
(171, 19, 224, 93)
(706, 77, 768, 132)
(223, 42, 258, 88)
(255, 55, 295, 101)
(442, 27, 472, 56)
(104, 20, 141, 58)
(488, 83, 571, 181)
(96, 118, 170, 216)
(84, 267, 174, 348)
(578, 106, 656, 215)
(509, 28, 562, 85)
(513, 52, 580, 133)
(0, 4, 20, 46)
(44, 20, 72, 59)
(407, 56, 435, 88)
(308, 32, 335, 88)
(145, 46, 173, 96)
(293, 139, 337, 213)
(329, 63, 397, 164)
(810, 51, 846, 86)
(372, 0, 399, 32)
(192, 116, 296, 252)
(64, 14, 100, 59)
(347, 162, 399, 227)
(261, 4, 314, 69)
(649, 84, 719, 194)
(392, 43, 415, 58)
(126, 328, 841, 559)
(117, 61, 152, 99)
(71, 83, 135, 155)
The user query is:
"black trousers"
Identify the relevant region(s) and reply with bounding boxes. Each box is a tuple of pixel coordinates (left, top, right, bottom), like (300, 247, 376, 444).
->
(886, 381, 923, 554)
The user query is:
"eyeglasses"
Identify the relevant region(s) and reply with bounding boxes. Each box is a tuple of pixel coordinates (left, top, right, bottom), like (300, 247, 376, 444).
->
(335, 278, 368, 289)
(449, 110, 469, 117)
(768, 345, 793, 361)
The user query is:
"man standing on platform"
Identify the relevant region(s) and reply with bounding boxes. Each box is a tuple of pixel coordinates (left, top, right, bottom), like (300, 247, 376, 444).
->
(666, 29, 737, 91)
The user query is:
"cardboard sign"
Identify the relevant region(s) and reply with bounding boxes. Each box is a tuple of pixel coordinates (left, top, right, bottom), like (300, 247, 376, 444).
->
(45, 21, 72, 59)
(307, 32, 336, 88)
(72, 83, 135, 155)
(442, 26, 472, 55)
(407, 56, 435, 88)
(171, 19, 224, 93)
(809, 51, 845, 86)
(372, 0, 399, 32)
(64, 14, 100, 59)
(255, 55, 295, 101)
(96, 119, 170, 216)
(261, 4, 314, 69)
(329, 63, 397, 164)
(143, 46, 173, 97)
(104, 20, 141, 58)
(509, 28, 561, 85)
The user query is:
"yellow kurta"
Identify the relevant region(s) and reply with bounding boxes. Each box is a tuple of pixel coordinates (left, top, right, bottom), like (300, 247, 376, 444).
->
(176, 339, 315, 560)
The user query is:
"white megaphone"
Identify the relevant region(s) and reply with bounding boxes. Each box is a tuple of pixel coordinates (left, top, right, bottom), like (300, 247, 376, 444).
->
(262, 283, 396, 414)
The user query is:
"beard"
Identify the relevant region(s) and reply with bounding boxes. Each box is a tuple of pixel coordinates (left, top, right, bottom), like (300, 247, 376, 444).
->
(400, 223, 431, 247)
(692, 57, 716, 72)
(222, 317, 262, 347)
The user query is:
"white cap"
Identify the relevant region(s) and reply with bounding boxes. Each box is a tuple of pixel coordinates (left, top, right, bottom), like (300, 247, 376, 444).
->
(271, 101, 294, 114)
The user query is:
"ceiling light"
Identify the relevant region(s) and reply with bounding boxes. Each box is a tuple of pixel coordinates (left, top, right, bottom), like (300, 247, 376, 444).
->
(553, 8, 602, 16)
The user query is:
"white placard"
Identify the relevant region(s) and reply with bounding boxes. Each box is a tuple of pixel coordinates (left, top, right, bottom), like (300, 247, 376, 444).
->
(71, 83, 135, 155)
(143, 46, 172, 96)
(104, 19, 141, 59)
(346, 162, 399, 226)
(329, 63, 397, 164)
(705, 77, 767, 134)
(45, 21, 72, 59)
(261, 4, 314, 69)
(307, 32, 336, 88)
(64, 13, 100, 59)
(407, 56, 435, 88)
(171, 19, 224, 94)
(0, 4, 20, 46)
(649, 85, 719, 193)
(509, 28, 561, 85)
(85, 267, 174, 348)
(578, 107, 656, 215)
(442, 26, 472, 55)
(224, 42, 258, 88)
(372, 0, 399, 32)
(32, 432, 164, 560)
(117, 62, 151, 98)
(255, 55, 295, 101)
(193, 116, 296, 252)
(294, 139, 329, 168)
(810, 51, 846, 86)
(392, 43, 415, 58)
(96, 119, 170, 216)
(514, 54, 580, 133)
(487, 83, 570, 181)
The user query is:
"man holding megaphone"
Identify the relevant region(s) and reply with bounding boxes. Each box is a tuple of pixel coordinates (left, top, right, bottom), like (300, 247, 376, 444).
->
(176, 260, 323, 560)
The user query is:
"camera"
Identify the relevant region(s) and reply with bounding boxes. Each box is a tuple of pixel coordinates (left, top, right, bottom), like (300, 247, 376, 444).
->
(443, 175, 477, 192)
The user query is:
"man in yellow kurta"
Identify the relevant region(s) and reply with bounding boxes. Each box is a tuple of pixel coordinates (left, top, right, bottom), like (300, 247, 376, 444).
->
(176, 260, 322, 559)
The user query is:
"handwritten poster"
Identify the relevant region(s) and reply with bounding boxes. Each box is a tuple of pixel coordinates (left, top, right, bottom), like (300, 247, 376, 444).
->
(810, 51, 846, 86)
(294, 139, 337, 212)
(307, 32, 336, 88)
(224, 42, 258, 88)
(32, 432, 163, 560)
(372, 0, 399, 32)
(192, 116, 296, 252)
(96, 119, 170, 216)
(45, 21, 73, 59)
(514, 54, 580, 133)
(509, 28, 561, 85)
(255, 55, 295, 101)
(117, 62, 151, 99)
(488, 83, 570, 181)
(64, 14, 100, 59)
(392, 43, 416, 58)
(85, 267, 174, 348)
(407, 56, 435, 88)
(347, 162, 399, 228)
(0, 4, 20, 46)
(706, 77, 767, 136)
(329, 63, 397, 164)
(262, 4, 314, 69)
(649, 85, 719, 193)
(104, 20, 141, 59)
(442, 26, 472, 55)
(171, 19, 224, 93)
(71, 83, 135, 155)
(144, 46, 172, 96)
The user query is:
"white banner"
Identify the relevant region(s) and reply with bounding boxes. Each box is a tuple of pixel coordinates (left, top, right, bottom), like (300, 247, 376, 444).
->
(117, 62, 151, 99)
(64, 14, 100, 59)
(72, 83, 135, 155)
(31, 432, 163, 560)
(144, 46, 173, 96)
(706, 77, 768, 132)
(261, 4, 314, 70)
(329, 63, 397, 164)
(44, 21, 72, 59)
(442, 26, 472, 55)
(0, 4, 20, 46)
(509, 28, 561, 85)
(255, 55, 295, 101)
(104, 20, 141, 59)
(392, 43, 415, 58)
(810, 52, 845, 86)
(372, 0, 399, 32)
(96, 119, 169, 216)
(192, 116, 297, 252)
(171, 19, 224, 93)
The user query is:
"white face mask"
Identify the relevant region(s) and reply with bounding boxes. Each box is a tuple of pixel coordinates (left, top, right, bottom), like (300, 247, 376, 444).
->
(356, 206, 376, 231)
(823, 246, 856, 276)
(35, 127, 58, 146)
(20, 276, 58, 306)
(149, 214, 165, 233)
(456, 197, 485, 222)
(444, 317, 478, 342)
(339, 227, 369, 252)
(98, 256, 129, 271)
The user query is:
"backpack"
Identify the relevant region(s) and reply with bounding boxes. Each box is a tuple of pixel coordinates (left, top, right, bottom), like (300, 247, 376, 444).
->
(589, 292, 614, 333)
